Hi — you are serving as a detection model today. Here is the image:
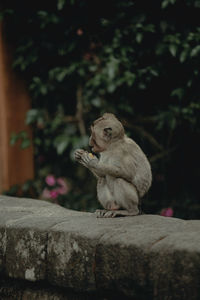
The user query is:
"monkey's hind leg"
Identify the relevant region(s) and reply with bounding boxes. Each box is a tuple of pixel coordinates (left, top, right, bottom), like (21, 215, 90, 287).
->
(95, 209, 140, 218)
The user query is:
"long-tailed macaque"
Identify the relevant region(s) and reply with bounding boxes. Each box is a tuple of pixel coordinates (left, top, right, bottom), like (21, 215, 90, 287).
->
(74, 113, 152, 218)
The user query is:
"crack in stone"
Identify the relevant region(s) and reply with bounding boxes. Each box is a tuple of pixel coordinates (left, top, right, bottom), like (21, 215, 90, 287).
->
(149, 235, 168, 249)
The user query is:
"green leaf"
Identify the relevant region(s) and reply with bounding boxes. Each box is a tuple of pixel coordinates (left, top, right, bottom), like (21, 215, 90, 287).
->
(194, 0, 200, 8)
(10, 133, 19, 146)
(40, 85, 48, 95)
(71, 135, 89, 150)
(162, 0, 176, 9)
(19, 131, 28, 139)
(22, 180, 32, 192)
(179, 50, 187, 63)
(150, 69, 159, 76)
(161, 0, 169, 9)
(26, 109, 39, 124)
(190, 45, 200, 57)
(107, 83, 116, 93)
(57, 69, 68, 81)
(21, 139, 31, 149)
(168, 118, 176, 130)
(187, 80, 192, 87)
(37, 11, 48, 18)
(136, 33, 143, 44)
(34, 137, 42, 146)
(91, 98, 101, 107)
(107, 58, 119, 80)
(54, 136, 69, 155)
(169, 45, 177, 56)
(89, 65, 97, 72)
(171, 88, 184, 100)
(56, 140, 69, 154)
(57, 0, 66, 10)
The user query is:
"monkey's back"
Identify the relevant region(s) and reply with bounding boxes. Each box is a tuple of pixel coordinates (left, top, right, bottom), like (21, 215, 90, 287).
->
(99, 135, 152, 198)
(121, 136, 152, 197)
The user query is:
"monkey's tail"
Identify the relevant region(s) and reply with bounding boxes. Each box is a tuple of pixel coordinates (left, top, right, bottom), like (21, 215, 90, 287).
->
(132, 184, 144, 215)
(138, 198, 145, 215)
(138, 198, 144, 215)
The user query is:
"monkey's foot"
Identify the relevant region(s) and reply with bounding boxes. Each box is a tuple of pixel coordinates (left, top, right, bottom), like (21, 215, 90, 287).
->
(95, 209, 139, 218)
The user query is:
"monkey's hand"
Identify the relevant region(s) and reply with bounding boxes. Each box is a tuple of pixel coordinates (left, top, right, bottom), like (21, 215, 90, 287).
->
(74, 149, 98, 168)
(74, 149, 85, 161)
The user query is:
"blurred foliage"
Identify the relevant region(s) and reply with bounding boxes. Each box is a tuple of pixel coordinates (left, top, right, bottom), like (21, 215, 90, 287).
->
(1, 0, 200, 218)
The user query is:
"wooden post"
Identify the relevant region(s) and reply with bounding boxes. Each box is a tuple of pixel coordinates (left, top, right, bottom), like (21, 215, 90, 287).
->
(0, 22, 34, 192)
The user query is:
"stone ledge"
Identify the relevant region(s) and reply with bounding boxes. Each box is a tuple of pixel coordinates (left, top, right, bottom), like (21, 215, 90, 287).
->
(0, 195, 200, 300)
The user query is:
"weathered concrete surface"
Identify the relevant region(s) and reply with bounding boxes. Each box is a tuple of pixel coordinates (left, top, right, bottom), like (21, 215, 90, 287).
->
(0, 277, 103, 300)
(0, 195, 200, 300)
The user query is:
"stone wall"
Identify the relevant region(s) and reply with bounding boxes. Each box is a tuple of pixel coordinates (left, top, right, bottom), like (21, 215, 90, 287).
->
(0, 195, 200, 300)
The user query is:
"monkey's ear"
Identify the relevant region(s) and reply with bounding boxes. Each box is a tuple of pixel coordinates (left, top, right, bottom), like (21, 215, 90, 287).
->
(103, 127, 112, 139)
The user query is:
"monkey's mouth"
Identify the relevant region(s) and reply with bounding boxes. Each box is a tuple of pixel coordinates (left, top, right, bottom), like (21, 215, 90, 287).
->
(90, 138, 103, 153)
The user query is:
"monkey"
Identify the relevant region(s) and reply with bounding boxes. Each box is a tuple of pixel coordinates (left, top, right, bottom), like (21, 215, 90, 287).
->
(74, 113, 152, 218)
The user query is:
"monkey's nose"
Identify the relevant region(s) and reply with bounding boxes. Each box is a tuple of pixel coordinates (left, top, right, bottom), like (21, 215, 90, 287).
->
(89, 137, 95, 146)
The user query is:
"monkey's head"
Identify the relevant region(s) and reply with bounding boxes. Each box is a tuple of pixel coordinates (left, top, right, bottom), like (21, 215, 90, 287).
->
(89, 113, 125, 152)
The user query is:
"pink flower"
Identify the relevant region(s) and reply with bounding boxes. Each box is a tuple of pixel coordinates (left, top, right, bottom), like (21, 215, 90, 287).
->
(56, 178, 69, 195)
(77, 28, 83, 36)
(41, 188, 51, 199)
(43, 176, 69, 199)
(161, 207, 173, 217)
(45, 175, 56, 186)
(50, 190, 59, 199)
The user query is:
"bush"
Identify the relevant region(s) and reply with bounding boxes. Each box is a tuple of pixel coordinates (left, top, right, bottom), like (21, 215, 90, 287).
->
(1, 0, 200, 218)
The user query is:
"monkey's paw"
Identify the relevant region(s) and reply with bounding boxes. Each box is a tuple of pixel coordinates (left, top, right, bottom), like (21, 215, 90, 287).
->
(95, 209, 119, 218)
(74, 149, 98, 168)
(74, 149, 85, 161)
(95, 209, 139, 218)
